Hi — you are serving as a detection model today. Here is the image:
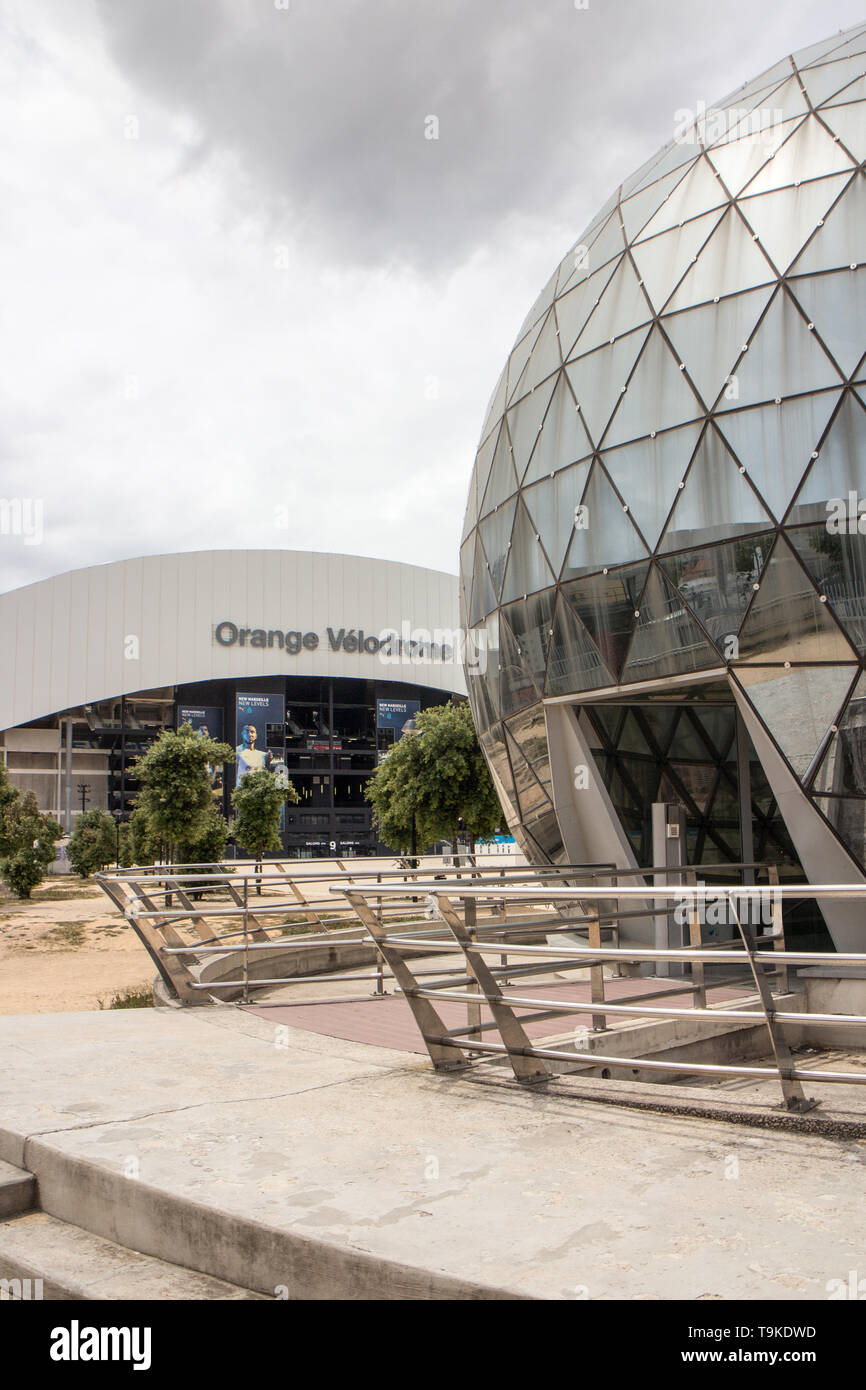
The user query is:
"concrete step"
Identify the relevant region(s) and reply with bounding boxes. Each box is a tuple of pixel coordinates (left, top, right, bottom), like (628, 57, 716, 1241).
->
(0, 1159, 36, 1219)
(0, 1211, 267, 1300)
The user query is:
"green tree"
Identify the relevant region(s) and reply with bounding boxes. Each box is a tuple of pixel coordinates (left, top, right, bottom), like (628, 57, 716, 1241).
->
(0, 791, 63, 899)
(127, 804, 158, 866)
(130, 723, 234, 863)
(366, 701, 503, 854)
(179, 805, 230, 866)
(67, 808, 117, 878)
(231, 768, 299, 887)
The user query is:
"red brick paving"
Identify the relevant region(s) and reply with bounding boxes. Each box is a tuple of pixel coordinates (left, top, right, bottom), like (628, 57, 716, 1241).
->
(246, 977, 750, 1055)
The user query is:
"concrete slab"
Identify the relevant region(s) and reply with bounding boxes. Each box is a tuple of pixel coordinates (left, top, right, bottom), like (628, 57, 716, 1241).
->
(1, 1006, 865, 1300)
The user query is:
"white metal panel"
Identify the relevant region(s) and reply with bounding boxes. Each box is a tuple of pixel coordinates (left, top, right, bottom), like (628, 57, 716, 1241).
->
(0, 549, 465, 729)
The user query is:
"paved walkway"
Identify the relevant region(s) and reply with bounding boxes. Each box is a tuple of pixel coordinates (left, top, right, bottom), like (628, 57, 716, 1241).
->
(3, 1006, 865, 1298)
(246, 974, 748, 1054)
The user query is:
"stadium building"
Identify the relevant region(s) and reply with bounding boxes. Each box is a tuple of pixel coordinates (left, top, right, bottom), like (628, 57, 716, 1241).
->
(0, 550, 465, 857)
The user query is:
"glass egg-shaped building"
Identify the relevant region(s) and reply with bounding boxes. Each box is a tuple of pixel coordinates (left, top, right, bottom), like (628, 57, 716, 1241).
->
(461, 23, 866, 949)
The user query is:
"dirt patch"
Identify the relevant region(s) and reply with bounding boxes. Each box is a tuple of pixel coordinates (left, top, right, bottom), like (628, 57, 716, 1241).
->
(0, 877, 154, 1014)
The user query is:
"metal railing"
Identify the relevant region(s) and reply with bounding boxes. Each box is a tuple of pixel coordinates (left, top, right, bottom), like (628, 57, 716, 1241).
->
(95, 857, 617, 1004)
(329, 879, 866, 1115)
(95, 856, 866, 1117)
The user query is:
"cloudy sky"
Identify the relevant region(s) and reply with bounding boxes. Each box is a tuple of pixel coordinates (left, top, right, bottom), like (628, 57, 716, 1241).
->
(0, 0, 862, 592)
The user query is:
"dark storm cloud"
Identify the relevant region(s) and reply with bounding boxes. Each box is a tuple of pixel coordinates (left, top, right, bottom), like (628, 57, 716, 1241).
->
(92, 0, 830, 270)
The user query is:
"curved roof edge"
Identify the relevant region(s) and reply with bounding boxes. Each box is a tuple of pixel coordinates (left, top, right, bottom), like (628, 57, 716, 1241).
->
(1, 549, 466, 730)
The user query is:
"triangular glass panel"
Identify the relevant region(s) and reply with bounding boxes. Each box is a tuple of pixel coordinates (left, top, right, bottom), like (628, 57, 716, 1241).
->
(500, 499, 555, 605)
(562, 460, 650, 580)
(810, 796, 866, 870)
(786, 524, 866, 655)
(742, 116, 855, 197)
(556, 208, 621, 298)
(733, 663, 857, 777)
(665, 207, 776, 312)
(794, 29, 863, 67)
(459, 534, 475, 618)
(719, 287, 842, 407)
(705, 117, 804, 197)
(630, 207, 726, 313)
(506, 377, 557, 482)
(467, 660, 498, 735)
(565, 326, 652, 446)
(636, 156, 728, 241)
(479, 424, 518, 517)
(522, 372, 594, 485)
(603, 328, 702, 448)
(577, 210, 627, 275)
(558, 564, 650, 682)
(478, 369, 507, 451)
(619, 565, 721, 685)
(511, 266, 560, 351)
(498, 608, 541, 718)
(708, 70, 799, 138)
(461, 471, 478, 544)
(522, 459, 593, 577)
(472, 612, 500, 721)
(600, 422, 703, 550)
(810, 670, 866, 794)
(819, 99, 866, 164)
(737, 534, 857, 661)
(546, 585, 617, 694)
(802, 55, 866, 107)
(716, 390, 842, 521)
(628, 138, 698, 195)
(503, 722, 554, 821)
(662, 285, 774, 409)
(788, 392, 866, 524)
(504, 702, 553, 786)
(469, 534, 497, 625)
(470, 425, 499, 518)
(621, 163, 694, 243)
(740, 172, 855, 274)
(789, 267, 866, 379)
(790, 171, 866, 274)
(822, 72, 866, 106)
(568, 256, 651, 357)
(509, 307, 561, 401)
(555, 260, 619, 360)
(502, 591, 556, 695)
(814, 26, 866, 62)
(659, 424, 773, 550)
(660, 532, 774, 651)
(506, 321, 544, 401)
(479, 724, 518, 823)
(478, 496, 517, 601)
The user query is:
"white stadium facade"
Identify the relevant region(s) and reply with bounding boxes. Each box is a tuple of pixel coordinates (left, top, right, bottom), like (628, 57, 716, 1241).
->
(0, 549, 465, 857)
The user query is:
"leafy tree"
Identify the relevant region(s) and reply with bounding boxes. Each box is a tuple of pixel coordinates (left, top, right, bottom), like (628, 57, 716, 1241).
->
(0, 791, 63, 899)
(366, 701, 503, 854)
(231, 768, 299, 887)
(178, 805, 230, 866)
(130, 723, 234, 863)
(127, 805, 159, 866)
(67, 808, 117, 878)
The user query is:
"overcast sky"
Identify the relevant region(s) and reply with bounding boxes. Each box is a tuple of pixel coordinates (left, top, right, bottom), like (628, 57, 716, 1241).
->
(0, 0, 862, 592)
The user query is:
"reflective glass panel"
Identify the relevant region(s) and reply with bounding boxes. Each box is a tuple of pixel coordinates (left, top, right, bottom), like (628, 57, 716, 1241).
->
(811, 672, 866, 794)
(738, 536, 856, 661)
(734, 664, 857, 776)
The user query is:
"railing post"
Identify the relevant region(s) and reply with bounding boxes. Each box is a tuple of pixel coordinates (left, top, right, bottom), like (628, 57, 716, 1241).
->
(242, 874, 250, 1004)
(464, 894, 482, 1048)
(767, 865, 788, 993)
(728, 891, 816, 1114)
(587, 908, 607, 1032)
(685, 869, 706, 1009)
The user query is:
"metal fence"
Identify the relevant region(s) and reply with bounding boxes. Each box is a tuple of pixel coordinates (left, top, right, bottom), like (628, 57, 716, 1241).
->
(95, 858, 866, 1115)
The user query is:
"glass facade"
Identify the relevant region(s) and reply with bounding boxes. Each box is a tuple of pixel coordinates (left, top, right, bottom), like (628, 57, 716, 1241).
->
(462, 23, 866, 877)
